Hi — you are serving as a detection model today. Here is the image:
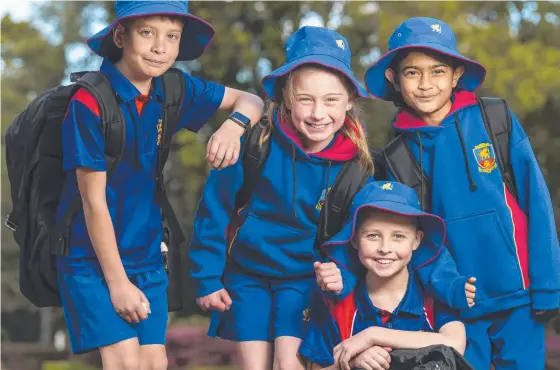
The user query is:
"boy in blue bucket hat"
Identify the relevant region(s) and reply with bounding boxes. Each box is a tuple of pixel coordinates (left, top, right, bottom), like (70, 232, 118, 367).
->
(365, 17, 560, 369)
(189, 26, 375, 370)
(300, 181, 472, 370)
(57, 0, 264, 367)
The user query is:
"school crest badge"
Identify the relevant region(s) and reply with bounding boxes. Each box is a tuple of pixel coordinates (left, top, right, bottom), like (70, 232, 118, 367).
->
(381, 183, 393, 191)
(316, 187, 332, 211)
(156, 119, 163, 146)
(473, 143, 497, 173)
(303, 308, 312, 322)
(336, 39, 345, 50)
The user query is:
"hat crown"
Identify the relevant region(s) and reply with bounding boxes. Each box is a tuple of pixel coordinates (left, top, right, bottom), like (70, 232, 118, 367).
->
(389, 17, 457, 52)
(284, 26, 351, 68)
(351, 181, 422, 216)
(115, 1, 188, 18)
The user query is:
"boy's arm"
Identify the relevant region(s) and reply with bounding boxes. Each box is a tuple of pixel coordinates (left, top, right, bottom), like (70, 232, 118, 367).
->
(175, 73, 264, 169)
(63, 90, 148, 324)
(335, 321, 466, 365)
(509, 111, 560, 312)
(77, 169, 149, 324)
(188, 160, 243, 299)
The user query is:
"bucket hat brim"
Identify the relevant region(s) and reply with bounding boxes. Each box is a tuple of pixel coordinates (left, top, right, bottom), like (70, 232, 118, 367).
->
(87, 2, 215, 61)
(262, 54, 370, 100)
(323, 201, 446, 270)
(365, 43, 487, 100)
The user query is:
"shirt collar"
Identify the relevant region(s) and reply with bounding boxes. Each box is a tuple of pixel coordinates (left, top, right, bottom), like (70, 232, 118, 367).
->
(99, 58, 165, 102)
(356, 268, 425, 320)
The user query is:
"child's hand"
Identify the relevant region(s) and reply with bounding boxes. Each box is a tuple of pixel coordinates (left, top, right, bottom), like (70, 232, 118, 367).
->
(206, 120, 245, 169)
(196, 288, 233, 312)
(108, 279, 151, 324)
(349, 346, 392, 370)
(313, 261, 343, 294)
(465, 277, 477, 307)
(333, 329, 375, 370)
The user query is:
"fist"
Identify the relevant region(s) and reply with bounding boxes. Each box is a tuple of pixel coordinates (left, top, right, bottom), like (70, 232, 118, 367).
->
(314, 261, 343, 294)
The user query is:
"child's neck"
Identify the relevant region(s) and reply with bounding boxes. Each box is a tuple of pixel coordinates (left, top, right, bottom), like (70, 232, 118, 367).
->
(416, 98, 453, 127)
(115, 60, 152, 96)
(365, 267, 409, 313)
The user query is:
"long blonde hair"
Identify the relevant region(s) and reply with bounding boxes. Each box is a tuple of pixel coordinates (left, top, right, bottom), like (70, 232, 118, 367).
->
(262, 65, 374, 175)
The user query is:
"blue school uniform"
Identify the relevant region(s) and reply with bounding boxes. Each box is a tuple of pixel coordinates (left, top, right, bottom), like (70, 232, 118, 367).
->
(57, 58, 224, 353)
(300, 271, 459, 367)
(366, 17, 559, 370)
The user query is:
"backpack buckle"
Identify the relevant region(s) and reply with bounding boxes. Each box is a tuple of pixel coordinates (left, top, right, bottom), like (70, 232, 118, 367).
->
(4, 214, 17, 232)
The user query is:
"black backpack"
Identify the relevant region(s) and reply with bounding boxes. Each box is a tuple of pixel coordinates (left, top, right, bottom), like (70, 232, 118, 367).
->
(4, 68, 186, 310)
(235, 120, 372, 254)
(387, 345, 474, 370)
(383, 97, 516, 210)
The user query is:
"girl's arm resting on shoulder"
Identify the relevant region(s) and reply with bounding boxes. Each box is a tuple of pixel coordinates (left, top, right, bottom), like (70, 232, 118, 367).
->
(359, 321, 466, 355)
(76, 167, 127, 284)
(189, 161, 244, 297)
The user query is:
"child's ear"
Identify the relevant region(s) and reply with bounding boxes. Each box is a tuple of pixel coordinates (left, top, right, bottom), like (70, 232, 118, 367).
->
(452, 66, 465, 88)
(384, 68, 400, 92)
(346, 98, 354, 112)
(412, 230, 424, 251)
(113, 24, 125, 48)
(350, 238, 359, 250)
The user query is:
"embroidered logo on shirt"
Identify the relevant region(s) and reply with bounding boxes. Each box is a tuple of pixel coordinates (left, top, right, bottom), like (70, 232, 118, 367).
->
(336, 39, 345, 50)
(473, 143, 497, 173)
(381, 183, 394, 191)
(430, 24, 442, 34)
(303, 308, 312, 322)
(156, 119, 163, 146)
(316, 187, 332, 211)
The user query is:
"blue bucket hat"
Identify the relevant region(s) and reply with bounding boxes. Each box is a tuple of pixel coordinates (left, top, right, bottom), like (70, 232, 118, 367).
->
(262, 26, 369, 100)
(87, 1, 215, 61)
(364, 17, 487, 100)
(324, 181, 446, 267)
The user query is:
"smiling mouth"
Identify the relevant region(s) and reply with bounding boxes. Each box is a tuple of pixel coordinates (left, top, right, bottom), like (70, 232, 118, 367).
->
(305, 122, 332, 129)
(374, 259, 395, 265)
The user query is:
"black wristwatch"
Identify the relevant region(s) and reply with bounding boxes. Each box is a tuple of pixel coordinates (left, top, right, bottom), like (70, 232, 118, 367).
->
(228, 112, 251, 131)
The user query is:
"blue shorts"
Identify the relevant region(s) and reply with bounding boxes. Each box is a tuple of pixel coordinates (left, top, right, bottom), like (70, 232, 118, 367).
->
(208, 264, 314, 342)
(58, 267, 168, 354)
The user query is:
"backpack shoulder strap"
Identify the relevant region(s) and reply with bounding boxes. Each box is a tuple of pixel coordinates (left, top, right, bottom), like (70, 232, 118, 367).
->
(76, 71, 125, 174)
(383, 135, 430, 209)
(54, 72, 125, 256)
(155, 68, 186, 246)
(158, 67, 185, 180)
(477, 97, 517, 200)
(234, 119, 271, 211)
(314, 158, 370, 252)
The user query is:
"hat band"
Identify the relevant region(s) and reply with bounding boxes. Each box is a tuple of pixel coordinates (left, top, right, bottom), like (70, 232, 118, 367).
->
(116, 1, 187, 19)
(286, 46, 349, 68)
(389, 34, 457, 51)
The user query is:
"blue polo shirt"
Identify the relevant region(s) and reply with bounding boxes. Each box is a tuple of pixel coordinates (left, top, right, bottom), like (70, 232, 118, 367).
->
(299, 270, 460, 367)
(57, 58, 225, 275)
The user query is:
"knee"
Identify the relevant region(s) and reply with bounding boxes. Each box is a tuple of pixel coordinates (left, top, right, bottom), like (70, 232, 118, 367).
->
(120, 356, 142, 370)
(273, 354, 305, 370)
(143, 354, 168, 370)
